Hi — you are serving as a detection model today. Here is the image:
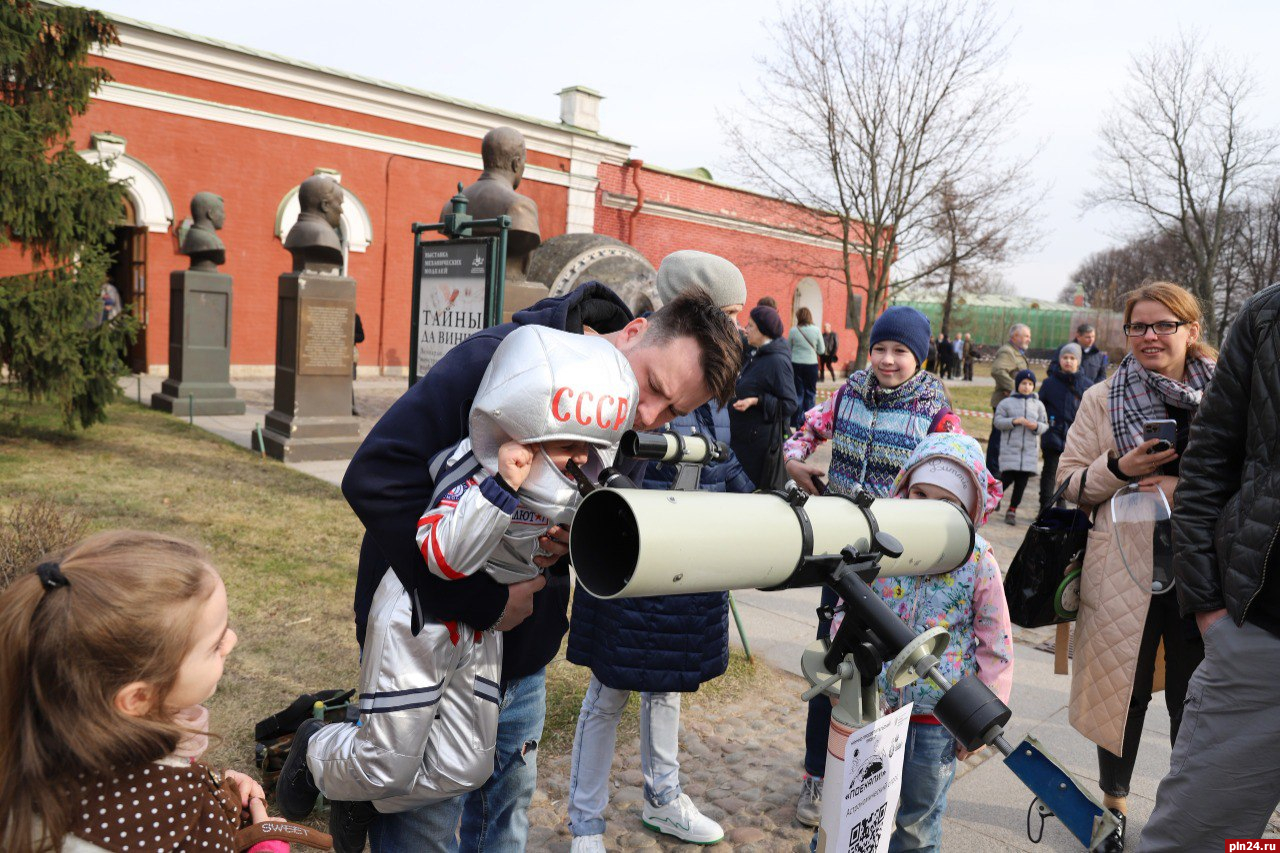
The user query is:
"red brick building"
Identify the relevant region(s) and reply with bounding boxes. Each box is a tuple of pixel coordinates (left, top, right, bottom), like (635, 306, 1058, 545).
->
(1, 9, 867, 375)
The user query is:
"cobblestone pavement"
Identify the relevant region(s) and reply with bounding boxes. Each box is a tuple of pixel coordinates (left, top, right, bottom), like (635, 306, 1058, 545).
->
(528, 666, 819, 853)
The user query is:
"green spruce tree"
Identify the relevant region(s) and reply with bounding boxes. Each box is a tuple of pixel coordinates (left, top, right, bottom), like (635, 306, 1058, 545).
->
(0, 1, 134, 429)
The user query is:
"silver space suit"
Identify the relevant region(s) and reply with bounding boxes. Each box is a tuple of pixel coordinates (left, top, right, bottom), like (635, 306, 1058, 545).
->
(306, 325, 638, 812)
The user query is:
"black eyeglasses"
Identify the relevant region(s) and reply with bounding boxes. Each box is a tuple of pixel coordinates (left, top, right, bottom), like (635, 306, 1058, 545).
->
(1123, 321, 1189, 337)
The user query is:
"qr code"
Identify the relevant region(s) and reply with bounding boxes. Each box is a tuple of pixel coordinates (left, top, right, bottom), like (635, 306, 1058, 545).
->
(847, 803, 887, 853)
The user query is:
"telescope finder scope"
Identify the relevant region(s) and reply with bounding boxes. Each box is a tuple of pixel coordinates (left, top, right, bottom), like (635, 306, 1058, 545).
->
(619, 430, 729, 465)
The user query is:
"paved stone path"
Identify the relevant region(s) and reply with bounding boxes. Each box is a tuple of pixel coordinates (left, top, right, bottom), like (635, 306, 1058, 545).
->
(527, 668, 819, 852)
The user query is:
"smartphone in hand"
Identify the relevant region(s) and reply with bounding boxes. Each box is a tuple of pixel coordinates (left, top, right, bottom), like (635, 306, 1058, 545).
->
(1143, 419, 1177, 454)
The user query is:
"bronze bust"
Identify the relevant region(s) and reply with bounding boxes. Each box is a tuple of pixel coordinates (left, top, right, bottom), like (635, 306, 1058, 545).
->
(284, 175, 345, 273)
(180, 191, 226, 271)
(443, 126, 542, 277)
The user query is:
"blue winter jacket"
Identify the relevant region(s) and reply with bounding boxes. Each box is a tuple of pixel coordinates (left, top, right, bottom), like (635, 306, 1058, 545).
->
(566, 404, 754, 692)
(342, 284, 636, 682)
(1038, 369, 1094, 453)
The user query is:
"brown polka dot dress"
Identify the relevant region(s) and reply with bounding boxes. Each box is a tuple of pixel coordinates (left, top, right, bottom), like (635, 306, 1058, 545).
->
(65, 761, 241, 852)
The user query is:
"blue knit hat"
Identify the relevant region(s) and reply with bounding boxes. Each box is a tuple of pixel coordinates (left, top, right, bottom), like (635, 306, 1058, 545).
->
(869, 306, 931, 366)
(1014, 369, 1037, 390)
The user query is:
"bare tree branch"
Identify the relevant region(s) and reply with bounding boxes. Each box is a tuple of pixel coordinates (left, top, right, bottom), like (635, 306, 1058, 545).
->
(722, 0, 1035, 367)
(1084, 32, 1279, 341)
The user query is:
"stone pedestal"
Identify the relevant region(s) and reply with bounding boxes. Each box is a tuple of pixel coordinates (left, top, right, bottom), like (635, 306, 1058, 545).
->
(151, 270, 245, 416)
(252, 272, 361, 462)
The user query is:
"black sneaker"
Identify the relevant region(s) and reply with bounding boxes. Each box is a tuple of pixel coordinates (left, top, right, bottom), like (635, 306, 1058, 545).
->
(329, 798, 378, 853)
(1097, 808, 1126, 853)
(275, 718, 325, 820)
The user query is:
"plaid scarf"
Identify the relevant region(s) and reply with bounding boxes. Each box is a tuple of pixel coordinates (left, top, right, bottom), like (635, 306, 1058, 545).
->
(1108, 352, 1215, 453)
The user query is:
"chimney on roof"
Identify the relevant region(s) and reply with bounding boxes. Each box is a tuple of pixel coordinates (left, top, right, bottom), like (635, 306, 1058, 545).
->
(558, 86, 602, 133)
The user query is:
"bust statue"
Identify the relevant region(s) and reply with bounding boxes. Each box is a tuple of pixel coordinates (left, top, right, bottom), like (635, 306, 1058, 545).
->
(284, 175, 345, 273)
(180, 192, 226, 271)
(443, 126, 542, 279)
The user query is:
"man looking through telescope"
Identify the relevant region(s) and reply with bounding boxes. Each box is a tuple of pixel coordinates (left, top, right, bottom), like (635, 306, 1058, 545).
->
(336, 266, 741, 851)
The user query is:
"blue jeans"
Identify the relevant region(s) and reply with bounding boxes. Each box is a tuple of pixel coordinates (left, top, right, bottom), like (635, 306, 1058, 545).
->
(369, 669, 546, 853)
(567, 674, 682, 837)
(889, 721, 956, 853)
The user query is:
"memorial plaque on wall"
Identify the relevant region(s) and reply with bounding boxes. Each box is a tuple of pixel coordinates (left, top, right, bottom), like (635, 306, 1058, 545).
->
(298, 298, 355, 375)
(411, 238, 492, 384)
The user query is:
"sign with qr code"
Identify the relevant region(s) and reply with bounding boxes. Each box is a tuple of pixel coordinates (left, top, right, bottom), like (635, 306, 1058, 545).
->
(828, 704, 912, 853)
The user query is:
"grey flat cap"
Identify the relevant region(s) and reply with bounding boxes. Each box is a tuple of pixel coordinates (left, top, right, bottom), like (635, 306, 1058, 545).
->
(655, 250, 747, 309)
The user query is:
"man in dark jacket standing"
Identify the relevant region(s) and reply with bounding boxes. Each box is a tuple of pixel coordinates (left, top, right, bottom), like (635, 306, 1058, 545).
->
(1055, 323, 1108, 384)
(340, 274, 742, 852)
(1038, 342, 1092, 510)
(565, 252, 752, 850)
(1141, 283, 1280, 851)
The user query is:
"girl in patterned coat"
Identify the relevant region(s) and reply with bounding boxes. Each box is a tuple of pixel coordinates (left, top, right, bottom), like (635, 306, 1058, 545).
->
(832, 432, 1014, 853)
(782, 305, 960, 826)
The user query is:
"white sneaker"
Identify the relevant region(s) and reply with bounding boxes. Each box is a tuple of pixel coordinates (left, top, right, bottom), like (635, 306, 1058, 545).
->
(641, 793, 724, 844)
(796, 775, 822, 827)
(570, 835, 607, 853)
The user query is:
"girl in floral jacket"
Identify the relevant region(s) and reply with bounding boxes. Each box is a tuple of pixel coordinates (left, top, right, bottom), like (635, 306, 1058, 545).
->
(832, 432, 1014, 853)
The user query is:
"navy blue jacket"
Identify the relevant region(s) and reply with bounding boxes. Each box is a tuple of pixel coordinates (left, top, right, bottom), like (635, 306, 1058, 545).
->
(566, 404, 753, 692)
(728, 336, 797, 487)
(1038, 369, 1094, 453)
(343, 284, 634, 682)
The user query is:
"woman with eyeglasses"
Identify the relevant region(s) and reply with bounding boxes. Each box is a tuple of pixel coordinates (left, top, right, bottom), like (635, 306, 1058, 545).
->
(1055, 281, 1217, 852)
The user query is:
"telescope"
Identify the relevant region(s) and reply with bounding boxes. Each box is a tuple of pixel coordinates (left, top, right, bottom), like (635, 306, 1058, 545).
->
(569, 481, 1120, 851)
(571, 485, 974, 598)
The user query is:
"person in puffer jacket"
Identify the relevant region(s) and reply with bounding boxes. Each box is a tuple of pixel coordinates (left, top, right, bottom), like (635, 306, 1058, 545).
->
(993, 369, 1049, 525)
(565, 253, 752, 850)
(1039, 344, 1094, 510)
(829, 433, 1014, 853)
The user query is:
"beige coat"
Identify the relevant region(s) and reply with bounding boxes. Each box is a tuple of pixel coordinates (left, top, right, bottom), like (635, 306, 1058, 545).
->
(1056, 378, 1160, 756)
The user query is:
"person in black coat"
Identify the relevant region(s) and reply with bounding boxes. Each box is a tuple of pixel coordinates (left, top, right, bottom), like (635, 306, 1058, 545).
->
(1039, 341, 1093, 510)
(729, 305, 798, 488)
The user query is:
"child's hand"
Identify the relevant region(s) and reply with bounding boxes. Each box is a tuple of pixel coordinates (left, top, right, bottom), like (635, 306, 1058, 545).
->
(956, 743, 985, 761)
(224, 769, 266, 807)
(498, 440, 535, 489)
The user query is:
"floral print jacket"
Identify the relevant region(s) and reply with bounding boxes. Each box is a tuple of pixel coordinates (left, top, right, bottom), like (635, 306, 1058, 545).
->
(830, 433, 1014, 713)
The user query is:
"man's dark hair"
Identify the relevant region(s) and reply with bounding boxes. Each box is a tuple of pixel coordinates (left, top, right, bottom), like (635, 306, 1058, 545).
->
(1076, 323, 1095, 335)
(644, 288, 743, 407)
(756, 295, 777, 309)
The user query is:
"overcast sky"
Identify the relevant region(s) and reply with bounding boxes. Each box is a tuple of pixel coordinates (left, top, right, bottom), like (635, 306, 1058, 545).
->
(84, 0, 1280, 301)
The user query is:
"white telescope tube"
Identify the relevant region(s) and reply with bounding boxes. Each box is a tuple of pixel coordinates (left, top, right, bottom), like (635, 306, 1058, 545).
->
(571, 489, 974, 599)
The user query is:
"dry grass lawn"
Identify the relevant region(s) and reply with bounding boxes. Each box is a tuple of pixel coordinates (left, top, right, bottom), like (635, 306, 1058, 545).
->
(0, 393, 764, 775)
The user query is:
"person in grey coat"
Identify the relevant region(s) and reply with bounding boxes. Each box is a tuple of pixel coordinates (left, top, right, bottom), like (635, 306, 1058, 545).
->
(993, 368, 1048, 525)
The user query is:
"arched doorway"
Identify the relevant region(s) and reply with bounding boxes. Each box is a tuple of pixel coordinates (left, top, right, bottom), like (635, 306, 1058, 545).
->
(79, 133, 174, 373)
(108, 196, 149, 372)
(792, 277, 823, 328)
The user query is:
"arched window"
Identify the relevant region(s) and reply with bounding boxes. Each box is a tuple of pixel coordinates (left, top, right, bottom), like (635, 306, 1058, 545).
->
(78, 132, 174, 232)
(792, 277, 823, 328)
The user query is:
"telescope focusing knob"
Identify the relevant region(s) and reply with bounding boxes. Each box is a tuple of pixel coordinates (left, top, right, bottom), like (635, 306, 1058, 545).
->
(875, 531, 904, 560)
